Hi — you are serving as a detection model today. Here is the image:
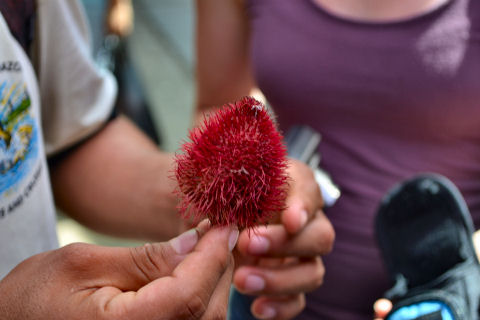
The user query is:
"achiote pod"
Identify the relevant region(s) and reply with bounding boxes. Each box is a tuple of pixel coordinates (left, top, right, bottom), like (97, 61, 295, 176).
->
(174, 97, 288, 228)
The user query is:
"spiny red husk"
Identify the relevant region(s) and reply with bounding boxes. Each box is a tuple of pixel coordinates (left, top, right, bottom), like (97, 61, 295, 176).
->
(174, 97, 288, 228)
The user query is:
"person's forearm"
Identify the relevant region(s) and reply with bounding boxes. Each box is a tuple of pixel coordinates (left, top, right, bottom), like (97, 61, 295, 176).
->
(50, 116, 182, 241)
(195, 0, 254, 120)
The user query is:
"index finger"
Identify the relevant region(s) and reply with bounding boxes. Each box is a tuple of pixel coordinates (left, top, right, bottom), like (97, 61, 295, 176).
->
(117, 226, 239, 319)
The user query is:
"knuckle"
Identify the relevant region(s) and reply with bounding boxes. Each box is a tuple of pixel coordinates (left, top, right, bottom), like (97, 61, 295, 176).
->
(211, 250, 230, 274)
(204, 305, 228, 320)
(311, 258, 325, 289)
(312, 218, 335, 255)
(298, 293, 306, 311)
(94, 301, 124, 320)
(57, 243, 94, 270)
(278, 294, 306, 320)
(322, 221, 336, 254)
(184, 291, 209, 319)
(129, 244, 166, 282)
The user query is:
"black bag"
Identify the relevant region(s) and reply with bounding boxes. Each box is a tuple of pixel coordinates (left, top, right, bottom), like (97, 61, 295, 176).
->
(97, 34, 161, 145)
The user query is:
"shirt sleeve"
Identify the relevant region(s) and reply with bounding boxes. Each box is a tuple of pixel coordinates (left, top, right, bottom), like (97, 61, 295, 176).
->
(35, 0, 117, 156)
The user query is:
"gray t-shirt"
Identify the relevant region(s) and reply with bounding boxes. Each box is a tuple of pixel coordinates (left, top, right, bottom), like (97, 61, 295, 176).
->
(0, 0, 116, 279)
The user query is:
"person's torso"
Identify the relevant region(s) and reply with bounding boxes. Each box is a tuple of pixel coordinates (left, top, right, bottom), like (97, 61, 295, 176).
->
(246, 0, 480, 318)
(0, 3, 58, 279)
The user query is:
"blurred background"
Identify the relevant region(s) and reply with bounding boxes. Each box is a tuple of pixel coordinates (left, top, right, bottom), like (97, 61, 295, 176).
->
(57, 0, 195, 247)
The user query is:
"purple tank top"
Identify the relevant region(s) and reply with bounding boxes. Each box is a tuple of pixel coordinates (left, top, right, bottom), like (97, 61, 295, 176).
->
(246, 0, 480, 318)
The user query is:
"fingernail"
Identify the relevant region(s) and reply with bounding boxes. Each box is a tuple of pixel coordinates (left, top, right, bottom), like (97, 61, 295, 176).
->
(300, 209, 308, 228)
(170, 229, 198, 255)
(254, 306, 277, 319)
(197, 219, 212, 235)
(229, 228, 239, 251)
(248, 235, 270, 255)
(244, 274, 265, 292)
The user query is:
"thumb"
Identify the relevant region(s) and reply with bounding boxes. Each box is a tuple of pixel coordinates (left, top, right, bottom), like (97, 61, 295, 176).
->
(83, 221, 211, 291)
(107, 225, 239, 319)
(374, 298, 392, 319)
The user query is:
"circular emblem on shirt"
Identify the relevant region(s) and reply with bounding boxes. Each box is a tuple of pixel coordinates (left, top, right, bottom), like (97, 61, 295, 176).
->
(0, 81, 39, 194)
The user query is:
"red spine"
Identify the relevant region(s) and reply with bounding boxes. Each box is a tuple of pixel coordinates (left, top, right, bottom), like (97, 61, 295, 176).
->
(174, 97, 288, 228)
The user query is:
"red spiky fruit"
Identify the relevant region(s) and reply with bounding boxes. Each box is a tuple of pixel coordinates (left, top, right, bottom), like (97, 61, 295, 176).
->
(174, 96, 288, 228)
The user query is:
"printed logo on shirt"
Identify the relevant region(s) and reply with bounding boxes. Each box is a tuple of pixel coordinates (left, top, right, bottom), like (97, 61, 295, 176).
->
(0, 61, 21, 72)
(0, 75, 39, 195)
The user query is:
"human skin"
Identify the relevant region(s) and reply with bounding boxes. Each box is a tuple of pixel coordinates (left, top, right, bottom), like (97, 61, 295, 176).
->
(311, 0, 450, 22)
(48, 71, 329, 319)
(231, 159, 335, 319)
(372, 232, 480, 320)
(195, 1, 452, 319)
(107, 0, 133, 36)
(49, 116, 182, 241)
(0, 223, 239, 320)
(195, 2, 335, 318)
